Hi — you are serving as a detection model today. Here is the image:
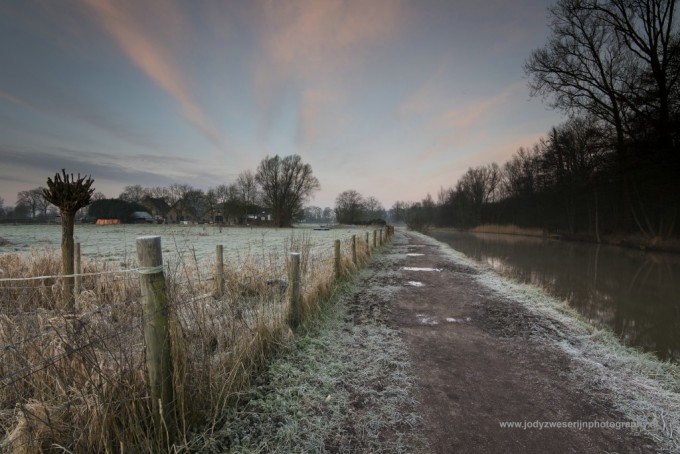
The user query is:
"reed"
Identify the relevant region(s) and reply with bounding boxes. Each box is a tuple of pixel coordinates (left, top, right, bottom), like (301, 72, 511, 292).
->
(470, 224, 546, 237)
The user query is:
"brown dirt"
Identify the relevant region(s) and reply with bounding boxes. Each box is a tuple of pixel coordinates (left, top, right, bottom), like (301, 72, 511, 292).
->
(381, 231, 658, 453)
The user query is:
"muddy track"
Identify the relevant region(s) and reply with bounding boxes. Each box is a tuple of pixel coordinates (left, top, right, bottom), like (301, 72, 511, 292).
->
(376, 231, 657, 453)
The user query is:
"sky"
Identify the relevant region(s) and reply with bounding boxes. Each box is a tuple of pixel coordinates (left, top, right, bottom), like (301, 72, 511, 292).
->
(0, 0, 564, 210)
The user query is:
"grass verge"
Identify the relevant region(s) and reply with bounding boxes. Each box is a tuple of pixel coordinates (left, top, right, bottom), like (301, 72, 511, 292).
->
(185, 257, 428, 453)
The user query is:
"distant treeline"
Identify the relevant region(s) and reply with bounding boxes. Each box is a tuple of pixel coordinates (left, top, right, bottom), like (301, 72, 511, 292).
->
(391, 0, 679, 240)
(1, 155, 323, 228)
(392, 115, 678, 239)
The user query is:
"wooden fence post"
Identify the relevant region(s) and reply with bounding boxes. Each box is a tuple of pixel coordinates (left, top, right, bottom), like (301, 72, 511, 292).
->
(373, 230, 377, 248)
(74, 242, 81, 299)
(334, 239, 341, 279)
(215, 244, 224, 297)
(288, 252, 301, 329)
(365, 232, 370, 255)
(136, 236, 176, 444)
(351, 235, 357, 265)
(379, 229, 383, 246)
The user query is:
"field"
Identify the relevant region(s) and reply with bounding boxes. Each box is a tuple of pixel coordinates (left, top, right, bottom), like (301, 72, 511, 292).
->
(0, 224, 364, 266)
(0, 223, 386, 452)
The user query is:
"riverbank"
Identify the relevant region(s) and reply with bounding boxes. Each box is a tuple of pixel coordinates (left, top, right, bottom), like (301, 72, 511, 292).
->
(397, 230, 678, 452)
(469, 224, 680, 254)
(194, 228, 680, 452)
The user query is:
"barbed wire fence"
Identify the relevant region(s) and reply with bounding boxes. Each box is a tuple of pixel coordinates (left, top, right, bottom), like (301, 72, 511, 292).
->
(0, 226, 392, 452)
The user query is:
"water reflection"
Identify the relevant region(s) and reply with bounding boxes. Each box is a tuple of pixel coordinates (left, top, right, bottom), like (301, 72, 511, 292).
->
(430, 230, 680, 362)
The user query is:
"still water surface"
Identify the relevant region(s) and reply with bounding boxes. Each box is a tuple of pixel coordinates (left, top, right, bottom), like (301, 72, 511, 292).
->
(430, 229, 680, 362)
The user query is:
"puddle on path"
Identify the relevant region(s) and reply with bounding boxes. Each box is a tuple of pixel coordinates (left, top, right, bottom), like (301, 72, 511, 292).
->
(406, 253, 425, 257)
(446, 317, 472, 323)
(416, 314, 440, 325)
(406, 281, 425, 287)
(402, 267, 442, 272)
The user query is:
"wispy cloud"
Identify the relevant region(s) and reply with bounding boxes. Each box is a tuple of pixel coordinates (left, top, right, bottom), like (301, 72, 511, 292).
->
(80, 0, 230, 152)
(434, 83, 520, 130)
(254, 0, 409, 141)
(0, 143, 237, 196)
(0, 90, 32, 109)
(261, 0, 405, 73)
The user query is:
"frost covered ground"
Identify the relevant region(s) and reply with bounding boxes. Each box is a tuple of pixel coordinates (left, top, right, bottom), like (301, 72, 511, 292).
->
(185, 228, 680, 452)
(0, 224, 362, 266)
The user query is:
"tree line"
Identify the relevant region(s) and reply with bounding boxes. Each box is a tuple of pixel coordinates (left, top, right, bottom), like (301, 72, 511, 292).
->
(392, 0, 679, 239)
(2, 155, 321, 228)
(334, 190, 387, 225)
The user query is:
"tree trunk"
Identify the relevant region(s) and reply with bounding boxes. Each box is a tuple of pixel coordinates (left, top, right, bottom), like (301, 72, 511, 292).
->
(61, 210, 75, 311)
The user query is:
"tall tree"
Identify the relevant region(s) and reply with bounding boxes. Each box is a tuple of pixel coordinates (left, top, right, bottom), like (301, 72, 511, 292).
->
(255, 155, 320, 227)
(363, 196, 386, 220)
(526, 0, 680, 237)
(16, 188, 48, 218)
(525, 0, 630, 157)
(236, 170, 259, 219)
(335, 190, 364, 224)
(118, 184, 147, 203)
(543, 117, 607, 233)
(43, 170, 95, 310)
(593, 0, 679, 155)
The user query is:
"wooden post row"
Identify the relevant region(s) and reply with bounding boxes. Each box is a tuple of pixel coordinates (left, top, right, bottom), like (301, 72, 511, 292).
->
(74, 242, 81, 299)
(288, 252, 301, 329)
(334, 239, 341, 279)
(351, 234, 357, 265)
(215, 244, 224, 297)
(136, 236, 176, 445)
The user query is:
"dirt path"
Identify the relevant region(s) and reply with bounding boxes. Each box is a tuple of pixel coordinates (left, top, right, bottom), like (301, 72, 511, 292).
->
(386, 231, 657, 453)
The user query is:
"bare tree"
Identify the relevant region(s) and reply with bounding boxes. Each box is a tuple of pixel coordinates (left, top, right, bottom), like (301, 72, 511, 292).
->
(322, 207, 335, 223)
(204, 189, 217, 222)
(168, 183, 192, 207)
(544, 117, 607, 233)
(525, 0, 630, 157)
(303, 206, 323, 223)
(16, 188, 48, 218)
(389, 201, 410, 224)
(118, 185, 147, 203)
(236, 170, 259, 218)
(255, 155, 320, 227)
(335, 190, 364, 224)
(592, 0, 679, 154)
(43, 170, 95, 310)
(363, 196, 385, 220)
(456, 164, 502, 225)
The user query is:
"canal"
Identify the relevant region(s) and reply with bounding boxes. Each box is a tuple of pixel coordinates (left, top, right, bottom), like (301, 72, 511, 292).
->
(429, 229, 680, 362)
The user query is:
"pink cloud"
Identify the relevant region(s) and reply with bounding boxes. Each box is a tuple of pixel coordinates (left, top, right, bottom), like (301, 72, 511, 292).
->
(435, 82, 521, 130)
(254, 0, 409, 141)
(261, 0, 405, 74)
(80, 0, 230, 152)
(0, 90, 32, 109)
